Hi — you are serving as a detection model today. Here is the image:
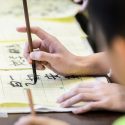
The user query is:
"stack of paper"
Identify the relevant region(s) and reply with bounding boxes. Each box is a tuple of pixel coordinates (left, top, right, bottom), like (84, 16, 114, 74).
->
(0, 0, 107, 113)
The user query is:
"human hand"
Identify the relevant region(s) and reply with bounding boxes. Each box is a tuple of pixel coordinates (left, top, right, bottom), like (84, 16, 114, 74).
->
(14, 116, 69, 125)
(17, 26, 84, 76)
(57, 82, 125, 114)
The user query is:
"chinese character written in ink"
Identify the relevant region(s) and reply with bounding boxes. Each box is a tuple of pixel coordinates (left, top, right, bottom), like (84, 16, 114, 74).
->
(44, 73, 61, 80)
(25, 74, 41, 86)
(9, 75, 23, 87)
(65, 75, 81, 80)
(7, 44, 21, 54)
(9, 56, 26, 66)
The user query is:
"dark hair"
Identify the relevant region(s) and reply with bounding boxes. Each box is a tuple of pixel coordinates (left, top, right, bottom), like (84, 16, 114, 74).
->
(87, 0, 125, 46)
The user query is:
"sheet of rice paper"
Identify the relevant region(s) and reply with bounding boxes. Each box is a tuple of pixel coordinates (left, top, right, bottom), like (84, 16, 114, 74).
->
(0, 0, 80, 19)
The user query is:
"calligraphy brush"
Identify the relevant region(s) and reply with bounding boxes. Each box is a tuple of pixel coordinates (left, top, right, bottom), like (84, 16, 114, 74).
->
(22, 0, 37, 84)
(26, 89, 36, 116)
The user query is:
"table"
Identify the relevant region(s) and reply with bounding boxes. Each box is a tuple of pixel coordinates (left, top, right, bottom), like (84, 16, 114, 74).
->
(0, 111, 124, 125)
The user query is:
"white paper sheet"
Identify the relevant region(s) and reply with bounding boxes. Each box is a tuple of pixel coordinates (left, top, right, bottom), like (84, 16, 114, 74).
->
(0, 0, 80, 19)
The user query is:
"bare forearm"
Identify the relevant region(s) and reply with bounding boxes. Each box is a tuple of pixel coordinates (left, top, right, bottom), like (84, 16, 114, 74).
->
(74, 52, 110, 75)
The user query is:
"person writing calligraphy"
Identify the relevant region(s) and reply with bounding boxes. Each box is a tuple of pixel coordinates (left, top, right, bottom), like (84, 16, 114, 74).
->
(15, 0, 125, 125)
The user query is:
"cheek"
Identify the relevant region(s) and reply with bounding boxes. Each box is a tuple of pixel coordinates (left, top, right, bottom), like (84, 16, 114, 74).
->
(110, 55, 125, 84)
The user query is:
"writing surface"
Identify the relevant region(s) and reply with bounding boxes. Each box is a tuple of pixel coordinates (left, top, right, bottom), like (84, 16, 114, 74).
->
(0, 18, 86, 42)
(0, 69, 108, 112)
(0, 0, 80, 19)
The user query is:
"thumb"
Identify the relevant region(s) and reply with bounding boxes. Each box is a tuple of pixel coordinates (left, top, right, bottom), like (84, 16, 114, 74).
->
(30, 51, 54, 62)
